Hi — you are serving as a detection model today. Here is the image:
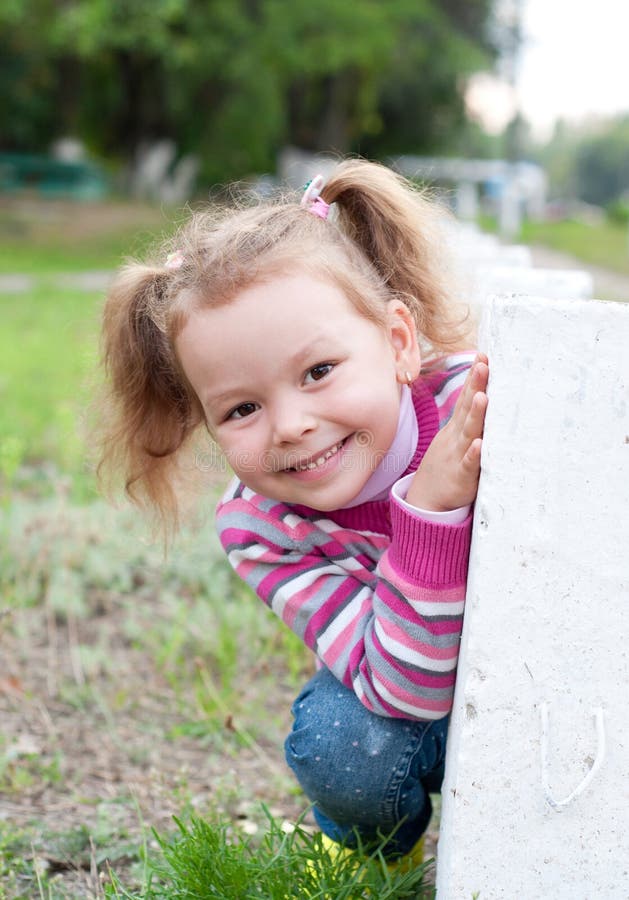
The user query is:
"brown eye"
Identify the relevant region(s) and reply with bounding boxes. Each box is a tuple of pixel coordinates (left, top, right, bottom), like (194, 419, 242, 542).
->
(305, 363, 334, 383)
(228, 402, 259, 420)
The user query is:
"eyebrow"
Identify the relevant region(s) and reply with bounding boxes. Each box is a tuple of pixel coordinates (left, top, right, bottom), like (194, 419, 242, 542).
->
(288, 335, 332, 367)
(203, 387, 245, 412)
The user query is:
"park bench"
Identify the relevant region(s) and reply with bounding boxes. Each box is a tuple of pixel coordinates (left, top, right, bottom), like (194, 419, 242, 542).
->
(435, 228, 629, 898)
(0, 152, 107, 200)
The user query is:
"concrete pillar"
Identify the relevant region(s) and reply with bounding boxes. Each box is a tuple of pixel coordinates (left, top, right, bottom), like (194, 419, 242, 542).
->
(473, 266, 593, 302)
(456, 180, 479, 221)
(466, 267, 594, 321)
(492, 245, 532, 267)
(437, 295, 629, 899)
(498, 178, 522, 239)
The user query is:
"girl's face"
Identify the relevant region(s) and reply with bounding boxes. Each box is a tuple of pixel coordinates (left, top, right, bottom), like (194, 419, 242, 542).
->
(176, 272, 420, 510)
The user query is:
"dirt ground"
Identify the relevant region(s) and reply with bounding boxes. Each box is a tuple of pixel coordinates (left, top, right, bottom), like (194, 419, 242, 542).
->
(1, 564, 307, 896)
(0, 497, 440, 898)
(528, 243, 629, 302)
(1, 573, 440, 899)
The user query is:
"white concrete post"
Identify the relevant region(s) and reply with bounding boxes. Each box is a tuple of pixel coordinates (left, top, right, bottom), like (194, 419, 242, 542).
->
(498, 179, 522, 239)
(473, 266, 593, 302)
(437, 295, 629, 899)
(465, 268, 594, 323)
(456, 181, 479, 221)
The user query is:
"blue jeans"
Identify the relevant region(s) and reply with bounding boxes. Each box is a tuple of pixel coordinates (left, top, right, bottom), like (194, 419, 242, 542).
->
(284, 667, 449, 858)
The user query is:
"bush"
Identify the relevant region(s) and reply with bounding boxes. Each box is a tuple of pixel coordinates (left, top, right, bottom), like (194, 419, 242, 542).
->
(606, 199, 629, 225)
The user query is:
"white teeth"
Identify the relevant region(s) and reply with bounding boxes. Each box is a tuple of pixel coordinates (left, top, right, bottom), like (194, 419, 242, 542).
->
(295, 441, 342, 472)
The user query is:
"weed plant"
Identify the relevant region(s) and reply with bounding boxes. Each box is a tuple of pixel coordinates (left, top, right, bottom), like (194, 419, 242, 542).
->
(105, 808, 435, 899)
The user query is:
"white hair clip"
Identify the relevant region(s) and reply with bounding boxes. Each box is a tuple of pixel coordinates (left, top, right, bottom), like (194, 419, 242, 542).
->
(301, 174, 330, 220)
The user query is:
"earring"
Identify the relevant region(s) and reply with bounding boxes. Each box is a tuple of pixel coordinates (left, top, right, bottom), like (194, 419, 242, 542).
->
(404, 371, 413, 385)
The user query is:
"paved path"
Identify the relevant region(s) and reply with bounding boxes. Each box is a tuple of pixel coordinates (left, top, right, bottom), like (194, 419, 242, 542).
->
(0, 270, 113, 293)
(528, 244, 629, 303)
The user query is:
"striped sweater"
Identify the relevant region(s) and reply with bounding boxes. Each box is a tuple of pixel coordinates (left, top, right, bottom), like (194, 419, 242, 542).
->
(216, 353, 474, 721)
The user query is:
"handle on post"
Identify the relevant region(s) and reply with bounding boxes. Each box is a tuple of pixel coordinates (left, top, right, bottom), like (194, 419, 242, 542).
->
(540, 702, 605, 812)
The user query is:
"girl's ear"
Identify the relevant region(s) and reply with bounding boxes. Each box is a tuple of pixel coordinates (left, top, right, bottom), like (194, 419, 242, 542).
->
(386, 299, 422, 384)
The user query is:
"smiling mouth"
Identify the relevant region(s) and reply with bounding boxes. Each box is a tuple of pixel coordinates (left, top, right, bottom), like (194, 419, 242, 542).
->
(285, 438, 347, 472)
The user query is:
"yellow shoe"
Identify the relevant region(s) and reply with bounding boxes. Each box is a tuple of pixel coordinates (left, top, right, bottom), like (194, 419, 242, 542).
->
(303, 834, 359, 898)
(319, 832, 356, 862)
(387, 835, 424, 874)
(303, 833, 426, 898)
(320, 831, 424, 870)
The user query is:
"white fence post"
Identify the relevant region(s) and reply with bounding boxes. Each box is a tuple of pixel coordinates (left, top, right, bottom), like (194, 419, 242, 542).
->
(436, 294, 629, 899)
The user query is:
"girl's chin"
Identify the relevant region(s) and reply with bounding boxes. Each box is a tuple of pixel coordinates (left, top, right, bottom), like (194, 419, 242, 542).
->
(280, 474, 373, 512)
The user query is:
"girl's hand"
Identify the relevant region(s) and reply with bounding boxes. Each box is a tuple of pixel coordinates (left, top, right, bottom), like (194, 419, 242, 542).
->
(406, 355, 489, 513)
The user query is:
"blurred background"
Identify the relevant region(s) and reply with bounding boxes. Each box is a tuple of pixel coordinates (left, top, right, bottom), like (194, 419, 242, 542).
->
(2, 2, 629, 896)
(2, 0, 628, 221)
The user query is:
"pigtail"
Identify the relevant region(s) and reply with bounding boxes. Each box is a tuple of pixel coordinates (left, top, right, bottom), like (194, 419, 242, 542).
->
(96, 263, 202, 531)
(320, 159, 471, 352)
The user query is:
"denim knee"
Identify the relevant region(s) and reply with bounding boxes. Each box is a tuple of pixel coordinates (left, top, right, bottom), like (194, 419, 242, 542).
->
(284, 667, 449, 854)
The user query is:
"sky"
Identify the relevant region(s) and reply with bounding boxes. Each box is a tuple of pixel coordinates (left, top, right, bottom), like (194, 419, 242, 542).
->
(466, 0, 629, 140)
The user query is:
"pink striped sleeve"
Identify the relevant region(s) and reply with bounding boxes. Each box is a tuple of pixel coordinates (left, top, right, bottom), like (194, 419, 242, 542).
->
(216, 453, 473, 720)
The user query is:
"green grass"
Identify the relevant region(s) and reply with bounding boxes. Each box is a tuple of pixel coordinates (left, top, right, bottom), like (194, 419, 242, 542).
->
(105, 809, 435, 899)
(0, 198, 179, 501)
(0, 228, 156, 275)
(520, 218, 629, 275)
(480, 213, 629, 276)
(0, 285, 101, 501)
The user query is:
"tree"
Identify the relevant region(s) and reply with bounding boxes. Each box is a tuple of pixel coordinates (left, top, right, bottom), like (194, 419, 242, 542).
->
(0, 0, 497, 185)
(532, 115, 629, 207)
(575, 116, 629, 207)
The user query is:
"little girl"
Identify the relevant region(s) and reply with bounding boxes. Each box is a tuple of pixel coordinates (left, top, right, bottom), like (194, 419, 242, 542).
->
(98, 159, 488, 866)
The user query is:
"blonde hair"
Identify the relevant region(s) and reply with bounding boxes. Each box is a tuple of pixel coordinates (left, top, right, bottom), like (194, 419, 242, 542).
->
(97, 158, 471, 530)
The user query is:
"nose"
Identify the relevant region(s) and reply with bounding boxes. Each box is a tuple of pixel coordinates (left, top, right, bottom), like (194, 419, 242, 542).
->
(270, 395, 316, 445)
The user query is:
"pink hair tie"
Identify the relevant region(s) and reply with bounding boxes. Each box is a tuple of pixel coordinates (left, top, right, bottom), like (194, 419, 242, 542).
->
(165, 251, 184, 270)
(301, 174, 330, 220)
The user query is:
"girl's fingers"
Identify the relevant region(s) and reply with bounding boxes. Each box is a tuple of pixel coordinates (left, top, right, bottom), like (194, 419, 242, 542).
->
(455, 438, 482, 509)
(462, 437, 483, 470)
(454, 360, 489, 425)
(471, 360, 489, 394)
(462, 390, 488, 443)
(457, 390, 488, 453)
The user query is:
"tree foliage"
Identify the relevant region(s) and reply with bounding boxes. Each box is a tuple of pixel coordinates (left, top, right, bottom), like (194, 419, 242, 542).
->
(0, 0, 496, 184)
(534, 115, 629, 208)
(574, 117, 629, 207)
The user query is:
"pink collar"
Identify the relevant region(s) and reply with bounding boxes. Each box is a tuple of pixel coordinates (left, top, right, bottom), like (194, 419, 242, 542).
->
(341, 385, 418, 508)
